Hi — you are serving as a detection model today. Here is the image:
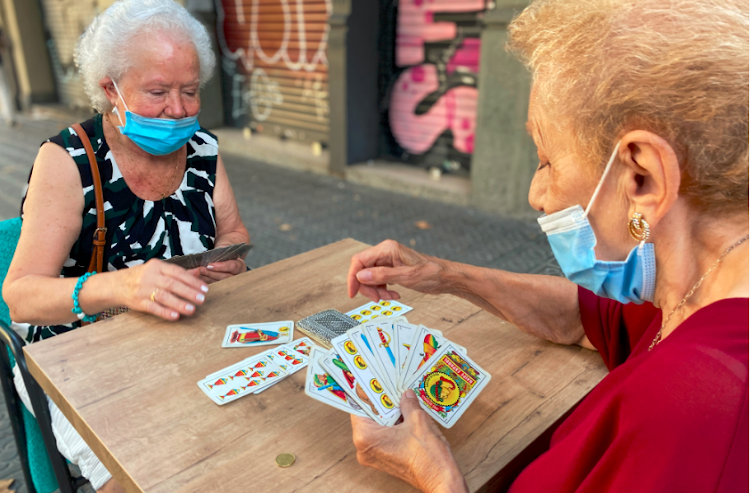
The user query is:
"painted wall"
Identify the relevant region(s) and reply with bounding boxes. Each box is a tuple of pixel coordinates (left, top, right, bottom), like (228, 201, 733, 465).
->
(217, 0, 332, 143)
(385, 0, 485, 171)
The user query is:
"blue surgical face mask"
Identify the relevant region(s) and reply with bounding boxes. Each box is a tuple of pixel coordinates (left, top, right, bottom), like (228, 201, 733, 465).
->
(111, 79, 200, 156)
(537, 142, 656, 304)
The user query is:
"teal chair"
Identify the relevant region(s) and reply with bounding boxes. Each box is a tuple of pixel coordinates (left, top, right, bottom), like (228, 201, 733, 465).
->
(0, 217, 88, 493)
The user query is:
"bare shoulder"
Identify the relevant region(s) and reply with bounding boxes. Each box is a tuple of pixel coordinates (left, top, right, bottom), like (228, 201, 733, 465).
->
(24, 141, 83, 218)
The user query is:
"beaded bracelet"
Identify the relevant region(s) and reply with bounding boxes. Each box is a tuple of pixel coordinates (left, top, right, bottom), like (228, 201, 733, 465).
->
(72, 271, 99, 323)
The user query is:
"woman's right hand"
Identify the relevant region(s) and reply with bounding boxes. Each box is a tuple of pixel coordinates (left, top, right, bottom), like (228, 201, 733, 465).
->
(347, 240, 448, 302)
(119, 259, 209, 320)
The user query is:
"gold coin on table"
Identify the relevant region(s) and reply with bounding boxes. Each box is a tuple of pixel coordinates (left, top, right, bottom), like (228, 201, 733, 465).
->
(275, 453, 296, 468)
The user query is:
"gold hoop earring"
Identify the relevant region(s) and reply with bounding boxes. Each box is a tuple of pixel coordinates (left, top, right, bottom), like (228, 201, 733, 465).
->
(628, 212, 650, 242)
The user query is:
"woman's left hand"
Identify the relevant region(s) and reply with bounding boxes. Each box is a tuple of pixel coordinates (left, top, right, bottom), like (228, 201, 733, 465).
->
(188, 259, 246, 284)
(351, 390, 468, 493)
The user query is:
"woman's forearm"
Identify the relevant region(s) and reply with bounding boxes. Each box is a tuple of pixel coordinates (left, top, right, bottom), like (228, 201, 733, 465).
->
(4, 272, 123, 325)
(437, 260, 584, 345)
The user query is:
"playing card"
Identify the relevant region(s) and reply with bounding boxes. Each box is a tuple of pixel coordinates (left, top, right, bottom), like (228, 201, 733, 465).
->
(285, 337, 316, 357)
(403, 342, 491, 428)
(331, 334, 401, 426)
(222, 321, 294, 347)
(320, 350, 386, 424)
(346, 325, 399, 405)
(346, 299, 413, 324)
(393, 321, 419, 382)
(304, 348, 368, 417)
(398, 325, 463, 394)
(361, 322, 400, 400)
(251, 338, 318, 394)
(198, 354, 288, 405)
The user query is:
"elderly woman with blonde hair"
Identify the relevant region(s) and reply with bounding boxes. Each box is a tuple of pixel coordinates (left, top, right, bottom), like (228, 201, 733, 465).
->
(347, 0, 748, 491)
(1, 0, 249, 490)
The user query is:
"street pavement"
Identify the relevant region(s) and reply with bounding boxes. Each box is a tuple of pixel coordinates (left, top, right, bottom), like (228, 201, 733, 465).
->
(0, 109, 561, 492)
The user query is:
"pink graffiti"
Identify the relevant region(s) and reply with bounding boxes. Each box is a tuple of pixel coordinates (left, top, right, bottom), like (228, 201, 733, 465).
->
(447, 38, 480, 74)
(390, 0, 484, 155)
(390, 65, 477, 154)
(396, 0, 484, 67)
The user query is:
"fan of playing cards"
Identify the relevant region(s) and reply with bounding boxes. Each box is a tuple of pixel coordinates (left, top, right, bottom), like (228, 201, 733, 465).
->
(196, 299, 490, 429)
(304, 319, 491, 429)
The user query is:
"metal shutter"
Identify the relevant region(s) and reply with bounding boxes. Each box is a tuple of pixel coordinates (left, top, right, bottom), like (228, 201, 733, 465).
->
(217, 0, 331, 144)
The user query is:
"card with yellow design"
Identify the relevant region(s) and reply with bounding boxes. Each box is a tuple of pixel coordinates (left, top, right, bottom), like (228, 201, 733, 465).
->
(403, 342, 491, 428)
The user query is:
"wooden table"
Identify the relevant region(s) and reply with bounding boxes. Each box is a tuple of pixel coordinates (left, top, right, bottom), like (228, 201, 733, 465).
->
(24, 239, 607, 492)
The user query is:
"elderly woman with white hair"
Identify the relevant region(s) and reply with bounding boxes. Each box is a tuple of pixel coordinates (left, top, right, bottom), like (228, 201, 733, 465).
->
(2, 0, 248, 490)
(346, 0, 748, 492)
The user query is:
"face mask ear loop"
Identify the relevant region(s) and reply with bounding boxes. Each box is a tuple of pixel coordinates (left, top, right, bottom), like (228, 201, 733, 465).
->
(584, 140, 622, 218)
(110, 79, 130, 126)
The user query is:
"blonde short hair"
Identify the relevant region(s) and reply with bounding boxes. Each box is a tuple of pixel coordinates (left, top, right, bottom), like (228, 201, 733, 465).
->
(507, 0, 748, 214)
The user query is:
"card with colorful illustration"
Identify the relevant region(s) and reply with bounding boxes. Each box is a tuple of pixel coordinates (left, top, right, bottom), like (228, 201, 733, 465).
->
(346, 300, 413, 324)
(198, 354, 288, 405)
(403, 342, 491, 428)
(347, 325, 399, 405)
(398, 325, 448, 393)
(320, 349, 386, 424)
(304, 348, 368, 417)
(285, 337, 316, 357)
(252, 338, 319, 394)
(222, 321, 294, 347)
(331, 334, 402, 426)
(361, 322, 400, 399)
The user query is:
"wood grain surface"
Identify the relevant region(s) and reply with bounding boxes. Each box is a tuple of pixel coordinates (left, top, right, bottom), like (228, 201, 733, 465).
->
(24, 239, 607, 493)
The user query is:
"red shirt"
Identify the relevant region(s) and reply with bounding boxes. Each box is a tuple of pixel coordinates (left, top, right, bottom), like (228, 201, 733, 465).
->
(510, 287, 749, 492)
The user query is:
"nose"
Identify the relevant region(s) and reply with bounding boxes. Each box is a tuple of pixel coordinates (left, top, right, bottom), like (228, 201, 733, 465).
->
(162, 90, 186, 119)
(528, 167, 548, 212)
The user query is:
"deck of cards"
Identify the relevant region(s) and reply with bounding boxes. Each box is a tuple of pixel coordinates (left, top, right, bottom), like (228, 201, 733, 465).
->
(165, 242, 252, 270)
(199, 337, 318, 405)
(305, 318, 490, 428)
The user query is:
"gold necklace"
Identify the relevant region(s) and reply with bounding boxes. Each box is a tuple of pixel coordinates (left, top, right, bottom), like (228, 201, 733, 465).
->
(648, 234, 749, 351)
(107, 113, 182, 200)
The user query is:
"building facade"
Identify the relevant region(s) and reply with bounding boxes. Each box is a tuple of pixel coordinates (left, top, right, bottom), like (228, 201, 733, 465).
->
(0, 0, 537, 216)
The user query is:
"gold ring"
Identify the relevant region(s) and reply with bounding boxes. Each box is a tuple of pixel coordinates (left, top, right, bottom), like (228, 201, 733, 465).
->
(150, 289, 158, 303)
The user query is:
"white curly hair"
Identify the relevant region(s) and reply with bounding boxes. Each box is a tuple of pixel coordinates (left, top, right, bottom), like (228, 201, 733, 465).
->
(74, 0, 216, 113)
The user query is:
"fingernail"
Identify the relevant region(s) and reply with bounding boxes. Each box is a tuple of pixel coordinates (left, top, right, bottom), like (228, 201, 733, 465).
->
(404, 389, 416, 400)
(196, 293, 205, 302)
(171, 311, 179, 318)
(201, 285, 209, 293)
(358, 270, 372, 282)
(206, 265, 214, 270)
(186, 304, 195, 312)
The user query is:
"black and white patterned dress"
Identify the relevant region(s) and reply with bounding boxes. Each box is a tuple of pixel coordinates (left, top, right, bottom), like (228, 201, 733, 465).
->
(18, 113, 218, 342)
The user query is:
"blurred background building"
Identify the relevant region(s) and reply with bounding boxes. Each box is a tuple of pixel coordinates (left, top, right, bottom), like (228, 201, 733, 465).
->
(0, 0, 537, 217)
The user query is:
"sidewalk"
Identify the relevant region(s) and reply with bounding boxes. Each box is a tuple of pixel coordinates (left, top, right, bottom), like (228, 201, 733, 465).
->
(0, 109, 561, 493)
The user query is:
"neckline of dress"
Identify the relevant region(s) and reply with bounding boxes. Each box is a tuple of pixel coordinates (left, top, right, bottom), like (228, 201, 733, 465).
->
(94, 113, 187, 204)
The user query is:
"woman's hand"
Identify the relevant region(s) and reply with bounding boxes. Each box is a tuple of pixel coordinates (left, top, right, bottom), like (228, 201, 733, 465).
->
(120, 259, 209, 321)
(347, 240, 448, 302)
(351, 390, 468, 493)
(188, 259, 246, 284)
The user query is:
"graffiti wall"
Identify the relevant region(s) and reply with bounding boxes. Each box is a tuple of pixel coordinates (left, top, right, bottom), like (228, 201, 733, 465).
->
(384, 0, 485, 171)
(217, 0, 332, 143)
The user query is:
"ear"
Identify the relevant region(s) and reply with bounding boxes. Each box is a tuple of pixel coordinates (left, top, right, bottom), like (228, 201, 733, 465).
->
(617, 130, 681, 229)
(98, 76, 118, 107)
